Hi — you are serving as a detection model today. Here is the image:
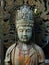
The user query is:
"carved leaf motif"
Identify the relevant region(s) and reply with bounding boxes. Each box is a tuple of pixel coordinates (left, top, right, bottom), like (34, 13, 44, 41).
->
(1, 0, 49, 48)
(40, 0, 49, 19)
(28, 0, 49, 20)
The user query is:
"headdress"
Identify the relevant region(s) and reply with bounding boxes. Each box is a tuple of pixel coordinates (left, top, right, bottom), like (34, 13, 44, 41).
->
(15, 4, 34, 28)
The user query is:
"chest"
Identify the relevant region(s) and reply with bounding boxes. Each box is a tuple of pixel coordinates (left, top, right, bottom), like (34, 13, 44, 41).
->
(11, 47, 38, 65)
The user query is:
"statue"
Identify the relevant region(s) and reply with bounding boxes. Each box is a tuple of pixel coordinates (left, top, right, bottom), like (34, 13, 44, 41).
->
(4, 4, 45, 65)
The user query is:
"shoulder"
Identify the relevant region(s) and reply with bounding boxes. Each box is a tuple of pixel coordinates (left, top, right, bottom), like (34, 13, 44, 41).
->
(34, 44, 44, 55)
(6, 43, 16, 56)
(34, 44, 45, 62)
(4, 43, 16, 62)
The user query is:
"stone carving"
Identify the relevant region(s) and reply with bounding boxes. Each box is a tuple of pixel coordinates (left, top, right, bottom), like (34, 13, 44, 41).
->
(4, 4, 45, 65)
(0, 0, 49, 48)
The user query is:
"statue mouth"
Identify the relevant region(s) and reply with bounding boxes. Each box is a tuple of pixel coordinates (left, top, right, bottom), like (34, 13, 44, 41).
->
(21, 36, 28, 39)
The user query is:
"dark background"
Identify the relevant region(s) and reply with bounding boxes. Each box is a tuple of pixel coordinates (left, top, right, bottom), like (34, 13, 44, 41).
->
(0, 0, 49, 65)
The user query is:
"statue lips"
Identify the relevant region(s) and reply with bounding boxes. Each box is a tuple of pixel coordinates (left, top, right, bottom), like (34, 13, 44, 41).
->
(22, 36, 28, 40)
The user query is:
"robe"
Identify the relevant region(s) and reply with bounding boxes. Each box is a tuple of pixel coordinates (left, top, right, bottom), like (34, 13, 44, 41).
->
(4, 43, 45, 65)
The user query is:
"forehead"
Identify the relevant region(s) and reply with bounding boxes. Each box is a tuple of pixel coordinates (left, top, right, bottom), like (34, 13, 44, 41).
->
(17, 26, 32, 30)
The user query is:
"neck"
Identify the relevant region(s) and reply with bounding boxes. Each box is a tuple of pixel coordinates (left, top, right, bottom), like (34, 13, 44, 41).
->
(18, 40, 34, 47)
(19, 40, 32, 45)
(18, 41, 33, 51)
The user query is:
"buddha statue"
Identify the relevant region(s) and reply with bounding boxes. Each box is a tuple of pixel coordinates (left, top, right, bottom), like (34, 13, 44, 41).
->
(4, 4, 45, 65)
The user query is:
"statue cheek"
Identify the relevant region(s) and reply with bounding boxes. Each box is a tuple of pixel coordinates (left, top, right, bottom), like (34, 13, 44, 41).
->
(27, 32, 32, 39)
(17, 32, 22, 39)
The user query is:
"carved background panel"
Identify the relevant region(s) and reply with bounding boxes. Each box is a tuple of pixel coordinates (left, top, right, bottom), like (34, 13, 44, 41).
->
(0, 0, 49, 59)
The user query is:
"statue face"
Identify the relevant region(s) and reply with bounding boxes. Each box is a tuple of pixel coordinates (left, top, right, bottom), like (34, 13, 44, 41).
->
(17, 26, 32, 43)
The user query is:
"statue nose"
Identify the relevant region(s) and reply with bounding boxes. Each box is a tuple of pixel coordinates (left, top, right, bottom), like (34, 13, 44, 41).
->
(23, 30, 27, 36)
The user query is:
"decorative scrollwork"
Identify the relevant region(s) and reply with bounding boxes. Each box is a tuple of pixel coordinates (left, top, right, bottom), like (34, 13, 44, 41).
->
(1, 0, 49, 48)
(3, 0, 49, 20)
(28, 0, 49, 20)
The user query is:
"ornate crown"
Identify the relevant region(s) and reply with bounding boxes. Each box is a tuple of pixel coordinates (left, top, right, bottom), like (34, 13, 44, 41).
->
(15, 5, 34, 28)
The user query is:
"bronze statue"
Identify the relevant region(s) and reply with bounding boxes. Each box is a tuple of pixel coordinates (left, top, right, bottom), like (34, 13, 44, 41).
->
(4, 4, 45, 65)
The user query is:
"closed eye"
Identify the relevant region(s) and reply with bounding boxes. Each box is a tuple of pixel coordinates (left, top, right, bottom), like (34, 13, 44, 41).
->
(19, 29, 23, 32)
(26, 29, 32, 32)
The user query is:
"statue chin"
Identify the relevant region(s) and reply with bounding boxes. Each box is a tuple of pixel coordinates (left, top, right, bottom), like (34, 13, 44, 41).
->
(19, 39, 28, 43)
(19, 38, 32, 44)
